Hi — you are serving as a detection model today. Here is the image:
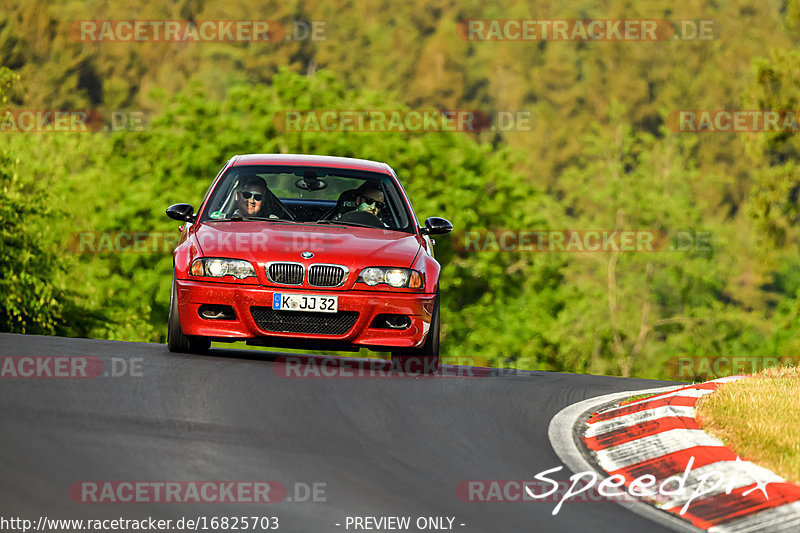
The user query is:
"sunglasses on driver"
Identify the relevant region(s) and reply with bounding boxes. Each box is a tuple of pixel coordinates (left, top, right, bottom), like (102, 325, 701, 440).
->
(240, 191, 264, 201)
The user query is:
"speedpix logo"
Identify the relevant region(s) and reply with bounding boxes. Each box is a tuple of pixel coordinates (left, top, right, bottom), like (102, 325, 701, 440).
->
(459, 456, 773, 515)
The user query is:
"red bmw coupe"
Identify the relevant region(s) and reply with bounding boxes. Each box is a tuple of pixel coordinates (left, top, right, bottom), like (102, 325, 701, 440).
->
(166, 154, 452, 367)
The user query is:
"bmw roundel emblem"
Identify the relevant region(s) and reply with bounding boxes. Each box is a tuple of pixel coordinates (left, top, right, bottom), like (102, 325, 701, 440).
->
(301, 251, 314, 259)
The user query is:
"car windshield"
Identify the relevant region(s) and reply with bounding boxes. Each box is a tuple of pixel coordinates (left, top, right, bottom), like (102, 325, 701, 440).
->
(199, 165, 414, 232)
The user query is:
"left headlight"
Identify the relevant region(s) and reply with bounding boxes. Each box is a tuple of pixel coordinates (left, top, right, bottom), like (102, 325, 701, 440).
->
(190, 258, 256, 279)
(357, 267, 424, 288)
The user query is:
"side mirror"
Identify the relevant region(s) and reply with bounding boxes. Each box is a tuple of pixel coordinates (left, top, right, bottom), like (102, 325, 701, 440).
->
(421, 217, 453, 235)
(166, 203, 196, 222)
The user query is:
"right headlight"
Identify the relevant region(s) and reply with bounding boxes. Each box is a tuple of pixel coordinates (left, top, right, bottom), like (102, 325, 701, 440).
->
(356, 267, 423, 288)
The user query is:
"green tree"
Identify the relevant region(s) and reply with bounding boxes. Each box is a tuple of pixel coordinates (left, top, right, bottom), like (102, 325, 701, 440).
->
(0, 68, 65, 333)
(549, 103, 767, 377)
(745, 48, 800, 248)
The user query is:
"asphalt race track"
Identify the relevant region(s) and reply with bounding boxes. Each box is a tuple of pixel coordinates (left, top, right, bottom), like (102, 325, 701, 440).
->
(0, 332, 682, 532)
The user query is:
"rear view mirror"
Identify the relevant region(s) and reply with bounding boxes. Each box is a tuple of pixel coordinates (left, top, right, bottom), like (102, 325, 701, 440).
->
(296, 170, 327, 191)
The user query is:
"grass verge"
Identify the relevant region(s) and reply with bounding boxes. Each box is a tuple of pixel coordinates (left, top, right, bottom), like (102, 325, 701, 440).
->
(696, 366, 800, 483)
(620, 392, 659, 405)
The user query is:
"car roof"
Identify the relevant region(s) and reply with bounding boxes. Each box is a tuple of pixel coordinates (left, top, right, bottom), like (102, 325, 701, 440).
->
(230, 154, 393, 174)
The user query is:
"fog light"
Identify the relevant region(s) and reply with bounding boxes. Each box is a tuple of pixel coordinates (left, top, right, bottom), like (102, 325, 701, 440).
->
(370, 314, 411, 330)
(198, 304, 236, 320)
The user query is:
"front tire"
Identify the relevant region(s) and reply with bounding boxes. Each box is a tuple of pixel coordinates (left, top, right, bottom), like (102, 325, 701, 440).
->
(391, 290, 440, 374)
(168, 276, 210, 354)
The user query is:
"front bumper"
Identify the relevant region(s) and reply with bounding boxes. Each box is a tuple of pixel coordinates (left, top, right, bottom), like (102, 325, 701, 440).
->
(175, 278, 434, 350)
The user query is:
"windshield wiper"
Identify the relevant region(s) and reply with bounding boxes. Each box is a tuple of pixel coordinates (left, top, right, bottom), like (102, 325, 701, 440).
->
(227, 216, 302, 223)
(315, 219, 376, 229)
(227, 215, 259, 221)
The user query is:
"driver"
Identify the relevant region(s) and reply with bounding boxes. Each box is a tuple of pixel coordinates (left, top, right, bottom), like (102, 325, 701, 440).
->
(232, 175, 268, 217)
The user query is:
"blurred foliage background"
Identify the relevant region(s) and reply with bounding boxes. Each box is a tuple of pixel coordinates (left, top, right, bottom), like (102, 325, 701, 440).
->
(1, 0, 799, 379)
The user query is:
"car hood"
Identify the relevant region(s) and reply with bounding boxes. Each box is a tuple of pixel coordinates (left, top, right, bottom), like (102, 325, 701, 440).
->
(192, 221, 422, 268)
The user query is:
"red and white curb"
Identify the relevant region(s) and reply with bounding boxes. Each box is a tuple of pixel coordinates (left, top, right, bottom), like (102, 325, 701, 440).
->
(549, 378, 800, 532)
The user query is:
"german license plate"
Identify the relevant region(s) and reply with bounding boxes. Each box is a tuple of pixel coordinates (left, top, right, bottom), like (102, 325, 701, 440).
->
(272, 293, 338, 313)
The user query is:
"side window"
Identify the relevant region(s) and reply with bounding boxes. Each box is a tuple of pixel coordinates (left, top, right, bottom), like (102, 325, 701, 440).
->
(380, 179, 410, 229)
(201, 173, 239, 220)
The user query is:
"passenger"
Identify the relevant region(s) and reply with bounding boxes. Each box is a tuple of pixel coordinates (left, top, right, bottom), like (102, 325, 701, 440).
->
(335, 186, 388, 227)
(354, 187, 385, 216)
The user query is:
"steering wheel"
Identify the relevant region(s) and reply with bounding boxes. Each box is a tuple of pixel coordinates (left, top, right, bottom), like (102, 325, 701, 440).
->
(336, 210, 385, 227)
